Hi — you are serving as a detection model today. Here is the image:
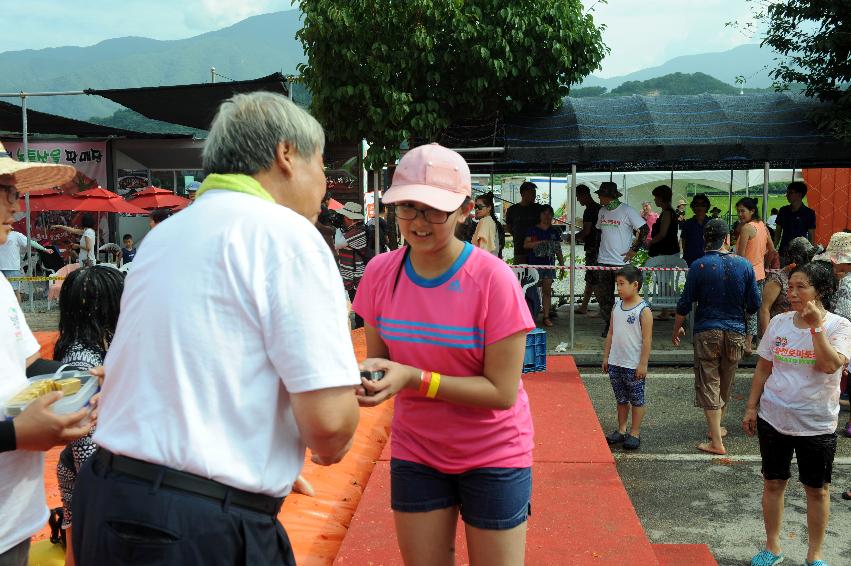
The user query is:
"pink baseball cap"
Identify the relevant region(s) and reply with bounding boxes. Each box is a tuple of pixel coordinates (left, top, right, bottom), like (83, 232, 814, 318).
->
(383, 143, 471, 212)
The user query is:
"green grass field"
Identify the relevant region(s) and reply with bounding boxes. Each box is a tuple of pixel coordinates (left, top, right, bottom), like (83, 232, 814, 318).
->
(702, 194, 795, 222)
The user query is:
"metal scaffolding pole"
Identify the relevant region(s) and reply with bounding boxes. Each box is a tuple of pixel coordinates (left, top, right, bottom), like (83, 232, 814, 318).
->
(728, 170, 734, 226)
(21, 95, 34, 312)
(763, 162, 770, 221)
(569, 164, 577, 349)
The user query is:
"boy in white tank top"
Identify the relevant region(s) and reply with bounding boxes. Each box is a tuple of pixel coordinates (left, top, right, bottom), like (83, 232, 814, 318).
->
(602, 265, 653, 450)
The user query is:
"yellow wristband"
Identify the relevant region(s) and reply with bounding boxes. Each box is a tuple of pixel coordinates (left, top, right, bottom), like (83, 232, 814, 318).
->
(426, 372, 441, 399)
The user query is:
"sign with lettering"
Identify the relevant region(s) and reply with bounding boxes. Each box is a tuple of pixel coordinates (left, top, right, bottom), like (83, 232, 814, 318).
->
(3, 141, 107, 192)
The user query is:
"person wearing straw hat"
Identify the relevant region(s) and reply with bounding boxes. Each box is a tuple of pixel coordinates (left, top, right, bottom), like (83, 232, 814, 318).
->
(814, 233, 851, 454)
(335, 201, 370, 328)
(592, 181, 648, 337)
(0, 141, 93, 566)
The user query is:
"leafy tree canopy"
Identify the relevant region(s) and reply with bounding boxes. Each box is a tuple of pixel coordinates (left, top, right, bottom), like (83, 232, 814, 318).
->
(297, 0, 607, 168)
(740, 0, 851, 141)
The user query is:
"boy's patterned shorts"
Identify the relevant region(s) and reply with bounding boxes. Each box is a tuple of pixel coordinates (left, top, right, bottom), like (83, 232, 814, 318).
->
(608, 364, 646, 407)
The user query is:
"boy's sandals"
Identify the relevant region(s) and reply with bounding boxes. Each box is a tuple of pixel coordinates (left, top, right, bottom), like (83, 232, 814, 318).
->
(543, 317, 554, 327)
(623, 435, 641, 450)
(606, 430, 626, 445)
(696, 442, 726, 455)
(750, 549, 784, 565)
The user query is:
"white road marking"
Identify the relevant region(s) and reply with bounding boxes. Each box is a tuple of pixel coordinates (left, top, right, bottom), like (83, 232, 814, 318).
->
(614, 453, 851, 465)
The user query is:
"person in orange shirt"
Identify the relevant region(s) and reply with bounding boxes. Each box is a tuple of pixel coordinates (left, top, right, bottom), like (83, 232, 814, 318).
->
(736, 197, 776, 355)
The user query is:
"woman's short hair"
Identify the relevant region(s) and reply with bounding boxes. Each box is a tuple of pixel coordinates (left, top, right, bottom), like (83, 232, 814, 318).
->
(791, 261, 836, 310)
(150, 208, 172, 224)
(690, 194, 711, 209)
(651, 184, 673, 201)
(203, 91, 325, 175)
(735, 197, 761, 221)
(785, 237, 821, 268)
(81, 213, 96, 229)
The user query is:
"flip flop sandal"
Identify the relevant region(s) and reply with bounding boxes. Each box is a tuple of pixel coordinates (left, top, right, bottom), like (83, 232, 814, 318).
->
(706, 427, 728, 439)
(623, 435, 641, 450)
(543, 318, 554, 327)
(696, 442, 727, 456)
(841, 490, 851, 501)
(750, 549, 784, 565)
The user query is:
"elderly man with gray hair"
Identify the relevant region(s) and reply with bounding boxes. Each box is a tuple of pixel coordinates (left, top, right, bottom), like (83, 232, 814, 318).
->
(72, 92, 361, 565)
(672, 219, 760, 456)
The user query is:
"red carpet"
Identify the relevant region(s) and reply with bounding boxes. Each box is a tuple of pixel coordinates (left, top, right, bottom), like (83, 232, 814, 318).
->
(335, 356, 716, 565)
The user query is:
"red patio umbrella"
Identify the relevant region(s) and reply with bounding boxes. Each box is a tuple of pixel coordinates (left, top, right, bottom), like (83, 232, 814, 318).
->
(70, 187, 149, 215)
(328, 198, 344, 211)
(127, 186, 191, 211)
(17, 191, 79, 212)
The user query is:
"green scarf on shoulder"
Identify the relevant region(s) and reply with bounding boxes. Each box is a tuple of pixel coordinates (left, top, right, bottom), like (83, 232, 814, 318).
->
(195, 173, 275, 203)
(604, 198, 621, 211)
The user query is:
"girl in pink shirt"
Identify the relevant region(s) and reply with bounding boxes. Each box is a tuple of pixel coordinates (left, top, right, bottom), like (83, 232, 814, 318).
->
(354, 143, 535, 566)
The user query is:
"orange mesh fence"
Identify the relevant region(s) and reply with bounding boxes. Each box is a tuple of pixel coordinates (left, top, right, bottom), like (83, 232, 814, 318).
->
(31, 328, 391, 566)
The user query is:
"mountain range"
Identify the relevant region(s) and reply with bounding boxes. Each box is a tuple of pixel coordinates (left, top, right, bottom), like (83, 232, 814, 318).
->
(580, 44, 779, 90)
(0, 10, 305, 120)
(0, 10, 783, 123)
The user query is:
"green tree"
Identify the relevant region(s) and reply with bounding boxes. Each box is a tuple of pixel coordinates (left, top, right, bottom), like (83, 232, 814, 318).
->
(297, 0, 607, 169)
(741, 0, 850, 140)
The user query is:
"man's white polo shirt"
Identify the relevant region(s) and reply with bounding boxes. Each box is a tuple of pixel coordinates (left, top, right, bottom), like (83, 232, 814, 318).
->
(93, 191, 360, 497)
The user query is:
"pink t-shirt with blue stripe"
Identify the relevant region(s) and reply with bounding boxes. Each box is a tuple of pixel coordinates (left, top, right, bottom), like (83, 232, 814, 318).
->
(353, 243, 536, 473)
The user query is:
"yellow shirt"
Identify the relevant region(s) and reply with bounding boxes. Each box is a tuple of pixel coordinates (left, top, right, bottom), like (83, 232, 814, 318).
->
(472, 215, 497, 254)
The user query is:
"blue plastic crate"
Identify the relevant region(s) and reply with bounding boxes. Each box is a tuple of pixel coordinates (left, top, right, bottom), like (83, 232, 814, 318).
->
(523, 329, 547, 373)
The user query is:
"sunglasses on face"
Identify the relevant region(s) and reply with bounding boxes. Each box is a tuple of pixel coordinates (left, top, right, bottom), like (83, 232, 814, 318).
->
(1, 185, 19, 205)
(393, 204, 451, 224)
(474, 204, 488, 210)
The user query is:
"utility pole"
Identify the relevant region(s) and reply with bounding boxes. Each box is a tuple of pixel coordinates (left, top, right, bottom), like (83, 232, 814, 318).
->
(211, 67, 216, 84)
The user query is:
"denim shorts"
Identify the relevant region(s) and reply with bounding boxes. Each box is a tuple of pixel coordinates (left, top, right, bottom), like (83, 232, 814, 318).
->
(1, 269, 21, 290)
(390, 458, 532, 530)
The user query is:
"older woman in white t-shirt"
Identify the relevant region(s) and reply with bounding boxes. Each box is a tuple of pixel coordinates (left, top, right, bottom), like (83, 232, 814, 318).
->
(743, 261, 851, 566)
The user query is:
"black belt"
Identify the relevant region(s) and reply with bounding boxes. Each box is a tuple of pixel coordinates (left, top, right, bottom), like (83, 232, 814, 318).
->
(95, 449, 283, 516)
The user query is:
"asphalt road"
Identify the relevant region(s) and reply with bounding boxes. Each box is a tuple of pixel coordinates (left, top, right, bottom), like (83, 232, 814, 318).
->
(581, 368, 851, 566)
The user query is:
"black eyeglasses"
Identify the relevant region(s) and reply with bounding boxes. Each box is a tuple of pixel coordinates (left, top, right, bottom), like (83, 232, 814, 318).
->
(393, 204, 452, 224)
(1, 185, 19, 205)
(474, 204, 488, 210)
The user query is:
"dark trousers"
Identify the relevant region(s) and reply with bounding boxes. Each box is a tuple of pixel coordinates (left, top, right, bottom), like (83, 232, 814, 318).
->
(348, 287, 364, 329)
(0, 539, 29, 566)
(72, 455, 296, 566)
(592, 265, 619, 328)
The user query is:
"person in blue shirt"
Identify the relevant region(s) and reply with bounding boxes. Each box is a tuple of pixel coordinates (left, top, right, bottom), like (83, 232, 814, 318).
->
(120, 234, 137, 266)
(672, 219, 761, 456)
(679, 194, 710, 266)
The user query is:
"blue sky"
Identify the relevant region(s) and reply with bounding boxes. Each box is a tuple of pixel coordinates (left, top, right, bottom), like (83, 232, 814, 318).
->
(3, 0, 758, 78)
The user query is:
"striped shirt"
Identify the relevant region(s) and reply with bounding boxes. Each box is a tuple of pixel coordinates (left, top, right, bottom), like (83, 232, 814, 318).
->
(353, 243, 536, 473)
(339, 224, 367, 290)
